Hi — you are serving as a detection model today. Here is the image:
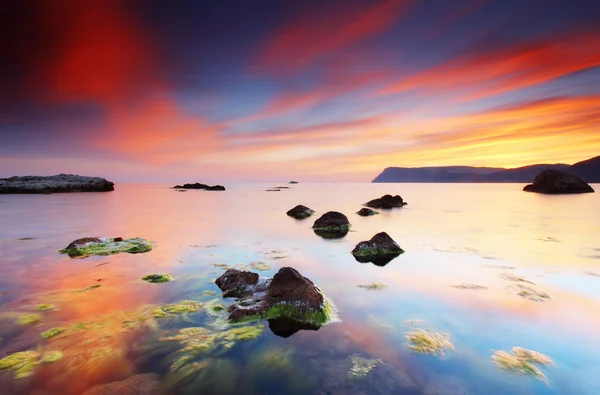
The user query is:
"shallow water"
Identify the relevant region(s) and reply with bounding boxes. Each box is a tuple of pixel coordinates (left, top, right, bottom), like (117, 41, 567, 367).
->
(0, 183, 599, 394)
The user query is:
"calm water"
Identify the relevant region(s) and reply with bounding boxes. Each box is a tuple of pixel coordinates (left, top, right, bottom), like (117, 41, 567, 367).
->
(1, 183, 599, 394)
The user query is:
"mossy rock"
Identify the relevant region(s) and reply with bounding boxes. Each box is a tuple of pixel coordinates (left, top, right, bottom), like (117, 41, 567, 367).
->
(59, 237, 152, 258)
(142, 273, 174, 283)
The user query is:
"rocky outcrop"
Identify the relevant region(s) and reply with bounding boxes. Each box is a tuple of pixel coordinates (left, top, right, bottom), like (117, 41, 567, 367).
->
(357, 208, 379, 216)
(59, 237, 152, 258)
(352, 232, 404, 266)
(215, 267, 333, 327)
(287, 205, 315, 219)
(523, 170, 594, 194)
(173, 183, 225, 191)
(364, 194, 407, 209)
(0, 174, 114, 194)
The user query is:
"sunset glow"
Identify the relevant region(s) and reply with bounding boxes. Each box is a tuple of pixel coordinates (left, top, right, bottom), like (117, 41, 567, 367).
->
(2, 0, 599, 181)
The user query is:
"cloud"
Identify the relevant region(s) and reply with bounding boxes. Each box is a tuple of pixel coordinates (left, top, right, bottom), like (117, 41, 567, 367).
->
(254, 0, 415, 75)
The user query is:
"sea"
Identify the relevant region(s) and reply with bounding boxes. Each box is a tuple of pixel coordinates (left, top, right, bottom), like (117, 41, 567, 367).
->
(0, 182, 599, 395)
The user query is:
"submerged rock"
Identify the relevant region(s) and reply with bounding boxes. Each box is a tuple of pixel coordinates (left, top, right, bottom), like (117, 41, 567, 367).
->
(357, 208, 379, 216)
(215, 267, 334, 331)
(141, 273, 174, 284)
(59, 237, 152, 258)
(0, 174, 114, 194)
(523, 169, 594, 194)
(172, 183, 225, 191)
(286, 204, 315, 219)
(81, 373, 161, 395)
(364, 194, 407, 209)
(352, 232, 404, 265)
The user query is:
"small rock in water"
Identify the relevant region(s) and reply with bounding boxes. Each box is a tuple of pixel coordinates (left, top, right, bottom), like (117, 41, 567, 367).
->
(141, 273, 174, 284)
(523, 169, 594, 194)
(59, 237, 152, 258)
(352, 232, 404, 266)
(286, 204, 315, 219)
(356, 208, 379, 216)
(364, 194, 407, 209)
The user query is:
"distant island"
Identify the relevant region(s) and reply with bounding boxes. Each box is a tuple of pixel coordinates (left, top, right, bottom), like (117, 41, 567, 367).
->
(372, 155, 600, 183)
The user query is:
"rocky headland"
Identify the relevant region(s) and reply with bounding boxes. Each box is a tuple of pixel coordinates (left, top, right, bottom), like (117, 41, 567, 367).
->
(0, 174, 114, 194)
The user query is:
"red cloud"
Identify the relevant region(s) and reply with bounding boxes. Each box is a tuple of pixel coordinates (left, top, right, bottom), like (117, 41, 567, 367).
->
(380, 30, 600, 100)
(255, 0, 415, 75)
(30, 0, 157, 104)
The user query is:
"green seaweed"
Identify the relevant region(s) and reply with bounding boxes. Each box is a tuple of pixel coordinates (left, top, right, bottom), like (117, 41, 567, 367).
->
(16, 313, 42, 325)
(235, 298, 336, 326)
(35, 304, 56, 311)
(312, 224, 351, 231)
(405, 328, 454, 356)
(154, 301, 202, 318)
(220, 325, 264, 341)
(349, 354, 383, 379)
(142, 273, 174, 283)
(77, 284, 102, 292)
(59, 237, 152, 258)
(41, 327, 66, 339)
(0, 350, 62, 379)
(352, 245, 404, 257)
(249, 261, 271, 271)
(492, 347, 553, 383)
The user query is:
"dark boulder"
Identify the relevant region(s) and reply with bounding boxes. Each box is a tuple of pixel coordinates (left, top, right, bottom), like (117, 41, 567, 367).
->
(312, 211, 350, 231)
(523, 170, 594, 194)
(364, 194, 407, 209)
(173, 183, 226, 191)
(215, 269, 259, 298)
(352, 232, 404, 266)
(215, 267, 332, 331)
(357, 208, 379, 216)
(65, 237, 103, 250)
(287, 205, 315, 219)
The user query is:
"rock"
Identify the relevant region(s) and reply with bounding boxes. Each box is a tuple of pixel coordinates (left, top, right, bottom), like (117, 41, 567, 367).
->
(364, 194, 407, 209)
(215, 267, 333, 331)
(287, 205, 315, 219)
(172, 183, 226, 191)
(205, 185, 226, 191)
(113, 237, 123, 242)
(0, 174, 114, 194)
(59, 237, 152, 258)
(312, 211, 350, 231)
(523, 169, 594, 194)
(81, 373, 161, 395)
(357, 208, 379, 216)
(289, 180, 298, 184)
(352, 232, 404, 266)
(214, 269, 259, 298)
(141, 273, 173, 283)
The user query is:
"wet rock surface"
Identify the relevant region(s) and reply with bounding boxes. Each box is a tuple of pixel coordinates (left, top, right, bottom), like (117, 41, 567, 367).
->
(215, 267, 331, 329)
(59, 237, 152, 258)
(523, 169, 594, 194)
(0, 174, 114, 194)
(312, 211, 350, 230)
(364, 194, 407, 209)
(352, 232, 404, 265)
(286, 204, 315, 219)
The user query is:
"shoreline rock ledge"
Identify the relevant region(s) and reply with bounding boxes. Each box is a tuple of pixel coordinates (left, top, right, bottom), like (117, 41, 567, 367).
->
(0, 174, 114, 194)
(215, 267, 335, 327)
(173, 182, 225, 191)
(523, 170, 594, 194)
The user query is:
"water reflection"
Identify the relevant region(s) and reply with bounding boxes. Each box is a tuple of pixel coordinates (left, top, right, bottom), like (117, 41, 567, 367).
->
(312, 229, 349, 239)
(353, 253, 402, 266)
(267, 318, 321, 338)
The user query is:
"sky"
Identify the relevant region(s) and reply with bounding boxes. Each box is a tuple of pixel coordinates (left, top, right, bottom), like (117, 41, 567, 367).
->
(1, 0, 600, 182)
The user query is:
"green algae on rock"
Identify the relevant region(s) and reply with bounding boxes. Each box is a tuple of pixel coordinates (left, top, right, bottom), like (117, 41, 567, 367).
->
(58, 237, 152, 258)
(311, 211, 351, 231)
(142, 273, 174, 283)
(492, 347, 553, 383)
(351, 232, 404, 257)
(349, 354, 383, 379)
(41, 327, 66, 339)
(153, 300, 202, 318)
(0, 350, 63, 379)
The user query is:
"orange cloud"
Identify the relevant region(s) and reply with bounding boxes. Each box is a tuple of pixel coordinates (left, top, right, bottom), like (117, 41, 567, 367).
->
(380, 30, 600, 101)
(255, 0, 415, 75)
